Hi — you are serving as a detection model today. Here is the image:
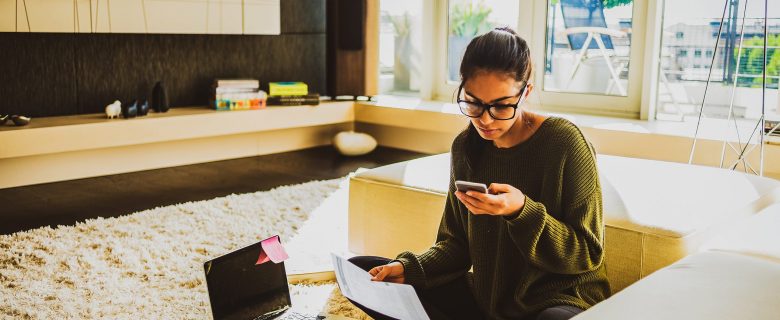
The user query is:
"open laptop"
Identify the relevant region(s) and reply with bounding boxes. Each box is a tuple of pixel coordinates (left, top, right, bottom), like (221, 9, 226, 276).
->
(203, 238, 324, 320)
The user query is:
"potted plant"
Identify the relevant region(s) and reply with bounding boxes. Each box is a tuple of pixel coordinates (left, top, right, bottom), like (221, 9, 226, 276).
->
(448, 1, 493, 81)
(387, 12, 419, 91)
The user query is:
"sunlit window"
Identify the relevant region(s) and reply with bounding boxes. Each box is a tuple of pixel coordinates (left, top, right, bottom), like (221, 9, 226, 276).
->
(378, 0, 424, 95)
(446, 0, 520, 83)
(655, 0, 779, 121)
(543, 0, 635, 97)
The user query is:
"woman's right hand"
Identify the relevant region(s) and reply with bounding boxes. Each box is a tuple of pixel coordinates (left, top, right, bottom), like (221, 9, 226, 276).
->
(368, 261, 405, 284)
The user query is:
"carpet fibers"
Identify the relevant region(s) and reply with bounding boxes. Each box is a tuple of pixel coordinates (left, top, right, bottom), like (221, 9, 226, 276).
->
(0, 178, 369, 319)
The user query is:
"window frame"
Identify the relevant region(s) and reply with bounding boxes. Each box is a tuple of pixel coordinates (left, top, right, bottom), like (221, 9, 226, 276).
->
(387, 0, 666, 120)
(429, 0, 535, 105)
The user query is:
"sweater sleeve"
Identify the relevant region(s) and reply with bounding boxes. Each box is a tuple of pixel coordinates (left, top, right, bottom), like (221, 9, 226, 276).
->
(505, 132, 605, 275)
(395, 145, 472, 288)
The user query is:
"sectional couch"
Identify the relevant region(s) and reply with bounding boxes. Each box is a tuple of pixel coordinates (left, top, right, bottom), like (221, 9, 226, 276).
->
(347, 153, 780, 318)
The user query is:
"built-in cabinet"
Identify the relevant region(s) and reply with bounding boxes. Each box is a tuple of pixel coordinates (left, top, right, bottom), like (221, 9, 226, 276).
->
(0, 0, 279, 34)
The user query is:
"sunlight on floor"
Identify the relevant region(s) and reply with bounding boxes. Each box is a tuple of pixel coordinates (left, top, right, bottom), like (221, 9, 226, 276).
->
(285, 174, 363, 278)
(283, 175, 374, 319)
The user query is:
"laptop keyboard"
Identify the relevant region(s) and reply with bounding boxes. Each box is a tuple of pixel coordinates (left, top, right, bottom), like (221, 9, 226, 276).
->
(277, 311, 324, 320)
(253, 311, 323, 320)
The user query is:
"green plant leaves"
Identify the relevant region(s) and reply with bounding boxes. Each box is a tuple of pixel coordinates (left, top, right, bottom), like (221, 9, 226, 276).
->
(449, 1, 494, 37)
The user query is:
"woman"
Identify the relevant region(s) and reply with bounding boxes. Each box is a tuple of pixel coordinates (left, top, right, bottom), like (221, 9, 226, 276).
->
(348, 27, 610, 320)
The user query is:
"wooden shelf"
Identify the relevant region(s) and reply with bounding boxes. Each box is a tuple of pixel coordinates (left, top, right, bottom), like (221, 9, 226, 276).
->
(0, 103, 354, 159)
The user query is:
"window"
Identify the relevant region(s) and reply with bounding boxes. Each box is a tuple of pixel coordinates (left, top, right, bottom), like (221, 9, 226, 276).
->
(543, 0, 635, 97)
(378, 0, 424, 95)
(654, 0, 780, 122)
(373, 0, 776, 121)
(446, 0, 520, 83)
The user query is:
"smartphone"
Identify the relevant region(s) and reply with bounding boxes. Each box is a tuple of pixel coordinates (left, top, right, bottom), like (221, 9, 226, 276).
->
(455, 180, 488, 194)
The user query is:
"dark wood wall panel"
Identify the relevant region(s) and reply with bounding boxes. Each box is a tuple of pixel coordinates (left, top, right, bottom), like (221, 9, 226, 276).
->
(74, 33, 326, 115)
(282, 0, 326, 34)
(326, 0, 367, 96)
(0, 0, 326, 118)
(0, 34, 79, 117)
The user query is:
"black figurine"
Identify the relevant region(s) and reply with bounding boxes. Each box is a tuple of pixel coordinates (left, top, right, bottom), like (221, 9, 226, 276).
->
(122, 100, 138, 118)
(138, 99, 150, 116)
(151, 81, 169, 113)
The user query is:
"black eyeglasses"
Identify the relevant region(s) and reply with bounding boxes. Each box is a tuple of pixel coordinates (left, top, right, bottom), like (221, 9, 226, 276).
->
(456, 82, 528, 120)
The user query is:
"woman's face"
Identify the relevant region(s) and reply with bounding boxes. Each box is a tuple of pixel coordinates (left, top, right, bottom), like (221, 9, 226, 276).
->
(461, 71, 532, 143)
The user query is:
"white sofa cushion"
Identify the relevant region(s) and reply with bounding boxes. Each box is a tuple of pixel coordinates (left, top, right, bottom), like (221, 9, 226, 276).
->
(574, 251, 780, 319)
(597, 155, 780, 238)
(701, 203, 780, 262)
(355, 153, 451, 194)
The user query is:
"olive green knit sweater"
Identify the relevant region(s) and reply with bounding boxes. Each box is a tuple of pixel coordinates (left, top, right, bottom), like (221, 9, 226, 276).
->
(396, 117, 611, 320)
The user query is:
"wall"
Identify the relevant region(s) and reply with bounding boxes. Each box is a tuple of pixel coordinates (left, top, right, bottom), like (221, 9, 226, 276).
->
(0, 0, 325, 118)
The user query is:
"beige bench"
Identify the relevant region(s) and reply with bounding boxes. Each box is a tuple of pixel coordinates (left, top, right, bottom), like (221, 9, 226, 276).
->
(348, 153, 780, 293)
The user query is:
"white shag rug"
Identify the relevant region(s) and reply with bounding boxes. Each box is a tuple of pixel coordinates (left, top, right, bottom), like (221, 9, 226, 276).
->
(0, 178, 370, 319)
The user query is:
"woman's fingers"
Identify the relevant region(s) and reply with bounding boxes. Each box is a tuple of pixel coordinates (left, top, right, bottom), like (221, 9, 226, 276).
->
(465, 190, 498, 204)
(370, 263, 405, 283)
(455, 191, 477, 207)
(456, 192, 489, 215)
(488, 183, 512, 194)
(369, 266, 385, 281)
(371, 265, 396, 281)
(459, 191, 498, 211)
(456, 191, 483, 205)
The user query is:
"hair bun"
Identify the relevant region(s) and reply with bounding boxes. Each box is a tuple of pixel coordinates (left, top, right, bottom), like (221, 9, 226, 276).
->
(493, 26, 518, 35)
(459, 25, 533, 83)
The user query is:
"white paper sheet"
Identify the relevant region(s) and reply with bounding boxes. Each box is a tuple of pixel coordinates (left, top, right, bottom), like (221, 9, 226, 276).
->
(331, 254, 430, 320)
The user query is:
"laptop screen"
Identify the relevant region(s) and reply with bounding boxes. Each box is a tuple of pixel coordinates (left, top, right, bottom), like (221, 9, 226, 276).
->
(204, 240, 292, 320)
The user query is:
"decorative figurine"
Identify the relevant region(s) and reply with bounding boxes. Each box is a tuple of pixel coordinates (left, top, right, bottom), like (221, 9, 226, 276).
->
(122, 100, 138, 118)
(151, 81, 169, 113)
(138, 99, 150, 116)
(0, 115, 31, 126)
(105, 100, 122, 119)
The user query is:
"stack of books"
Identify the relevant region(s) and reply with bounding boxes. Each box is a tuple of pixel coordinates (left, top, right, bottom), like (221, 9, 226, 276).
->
(267, 82, 320, 106)
(212, 79, 267, 111)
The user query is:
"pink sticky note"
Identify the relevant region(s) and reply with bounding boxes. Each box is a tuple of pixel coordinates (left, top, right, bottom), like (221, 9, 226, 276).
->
(256, 251, 271, 265)
(256, 235, 289, 265)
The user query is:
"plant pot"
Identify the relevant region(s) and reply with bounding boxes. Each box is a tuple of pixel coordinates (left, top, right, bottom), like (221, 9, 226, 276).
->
(393, 36, 411, 91)
(448, 35, 471, 82)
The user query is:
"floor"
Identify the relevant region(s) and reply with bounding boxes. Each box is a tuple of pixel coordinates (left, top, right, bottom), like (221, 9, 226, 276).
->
(0, 146, 428, 235)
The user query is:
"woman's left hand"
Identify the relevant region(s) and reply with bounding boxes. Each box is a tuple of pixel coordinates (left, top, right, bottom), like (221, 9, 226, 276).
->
(455, 183, 526, 217)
